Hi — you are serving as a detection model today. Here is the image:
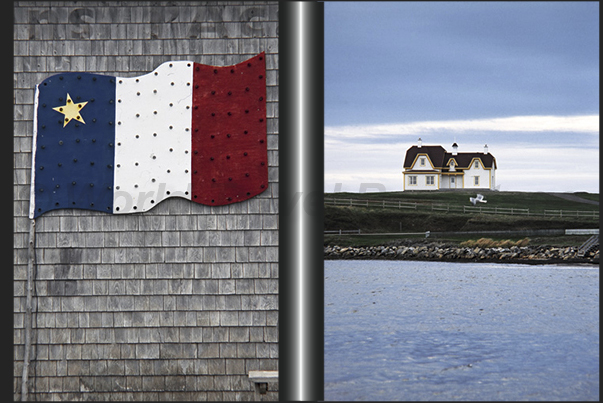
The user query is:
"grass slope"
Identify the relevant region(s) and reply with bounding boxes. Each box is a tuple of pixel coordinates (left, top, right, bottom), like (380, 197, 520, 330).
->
(324, 191, 599, 247)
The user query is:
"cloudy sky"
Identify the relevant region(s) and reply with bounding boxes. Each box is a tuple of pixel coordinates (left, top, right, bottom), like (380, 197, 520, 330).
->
(324, 2, 599, 193)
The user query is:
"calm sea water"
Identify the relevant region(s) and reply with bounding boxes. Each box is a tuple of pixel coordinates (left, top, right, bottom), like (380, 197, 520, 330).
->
(325, 260, 599, 401)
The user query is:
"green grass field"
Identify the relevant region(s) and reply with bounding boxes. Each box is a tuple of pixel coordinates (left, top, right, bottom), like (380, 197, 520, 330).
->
(324, 190, 599, 248)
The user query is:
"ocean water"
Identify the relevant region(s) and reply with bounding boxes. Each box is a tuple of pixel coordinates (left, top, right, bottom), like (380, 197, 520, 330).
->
(325, 260, 599, 401)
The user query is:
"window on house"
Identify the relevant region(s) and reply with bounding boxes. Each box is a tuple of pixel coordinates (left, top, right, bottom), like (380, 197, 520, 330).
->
(474, 176, 479, 186)
(420, 158, 425, 167)
(426, 176, 435, 185)
(409, 176, 417, 185)
(474, 161, 479, 168)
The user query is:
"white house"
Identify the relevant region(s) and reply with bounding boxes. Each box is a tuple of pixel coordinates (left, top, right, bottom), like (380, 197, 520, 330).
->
(403, 139, 497, 191)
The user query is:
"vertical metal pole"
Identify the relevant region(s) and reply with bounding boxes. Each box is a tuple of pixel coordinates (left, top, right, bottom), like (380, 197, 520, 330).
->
(21, 218, 36, 401)
(280, 2, 324, 401)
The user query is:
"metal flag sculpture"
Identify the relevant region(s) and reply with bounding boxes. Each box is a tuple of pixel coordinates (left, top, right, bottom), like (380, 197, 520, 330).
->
(29, 53, 268, 218)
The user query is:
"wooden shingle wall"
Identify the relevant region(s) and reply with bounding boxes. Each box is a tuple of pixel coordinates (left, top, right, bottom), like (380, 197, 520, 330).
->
(14, 1, 278, 400)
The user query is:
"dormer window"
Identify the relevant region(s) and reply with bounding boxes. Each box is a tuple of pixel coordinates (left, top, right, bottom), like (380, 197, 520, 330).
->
(420, 158, 425, 167)
(474, 160, 479, 168)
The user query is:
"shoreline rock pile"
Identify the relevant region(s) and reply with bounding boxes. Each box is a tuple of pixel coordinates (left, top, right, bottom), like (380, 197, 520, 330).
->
(324, 243, 599, 264)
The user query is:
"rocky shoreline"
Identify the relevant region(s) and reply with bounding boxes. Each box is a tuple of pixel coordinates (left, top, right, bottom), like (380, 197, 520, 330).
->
(324, 242, 599, 265)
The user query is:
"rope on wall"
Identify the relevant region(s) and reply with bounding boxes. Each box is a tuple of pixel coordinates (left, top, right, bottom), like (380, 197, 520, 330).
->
(21, 218, 36, 401)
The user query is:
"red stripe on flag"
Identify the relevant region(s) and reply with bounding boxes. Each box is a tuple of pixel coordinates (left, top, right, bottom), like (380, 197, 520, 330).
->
(191, 53, 268, 206)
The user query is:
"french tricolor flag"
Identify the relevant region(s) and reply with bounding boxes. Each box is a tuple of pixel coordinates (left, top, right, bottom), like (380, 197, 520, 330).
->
(29, 53, 268, 218)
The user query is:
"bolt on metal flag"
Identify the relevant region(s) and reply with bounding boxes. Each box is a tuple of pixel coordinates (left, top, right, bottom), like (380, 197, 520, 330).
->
(29, 53, 268, 218)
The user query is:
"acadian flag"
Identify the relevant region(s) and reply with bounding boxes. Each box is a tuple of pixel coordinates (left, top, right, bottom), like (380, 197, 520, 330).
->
(29, 53, 268, 218)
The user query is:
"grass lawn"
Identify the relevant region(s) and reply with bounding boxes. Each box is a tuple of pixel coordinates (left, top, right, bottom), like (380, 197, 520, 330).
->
(323, 190, 599, 248)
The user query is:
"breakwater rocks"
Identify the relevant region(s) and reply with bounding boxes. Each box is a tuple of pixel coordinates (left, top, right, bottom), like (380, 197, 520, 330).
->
(324, 243, 599, 264)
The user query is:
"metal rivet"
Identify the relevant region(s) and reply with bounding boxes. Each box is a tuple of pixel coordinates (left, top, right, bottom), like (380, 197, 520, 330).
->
(226, 134, 231, 138)
(227, 112, 232, 116)
(211, 113, 215, 116)
(226, 155, 230, 159)
(210, 135, 215, 139)
(260, 139, 264, 143)
(209, 157, 214, 161)
(194, 150, 198, 154)
(213, 69, 218, 74)
(211, 90, 215, 95)
(73, 158, 78, 162)
(244, 152, 248, 156)
(261, 184, 265, 188)
(76, 138, 80, 143)
(72, 181, 76, 185)
(247, 192, 251, 196)
(246, 87, 250, 91)
(259, 97, 264, 101)
(244, 131, 248, 134)
(245, 173, 250, 177)
(228, 91, 232, 95)
(212, 178, 216, 182)
(228, 177, 232, 181)
(39, 166, 44, 170)
(90, 183, 94, 187)
(259, 75, 263, 79)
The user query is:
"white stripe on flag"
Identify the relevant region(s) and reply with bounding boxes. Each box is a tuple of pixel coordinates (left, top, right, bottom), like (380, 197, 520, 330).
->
(114, 61, 194, 213)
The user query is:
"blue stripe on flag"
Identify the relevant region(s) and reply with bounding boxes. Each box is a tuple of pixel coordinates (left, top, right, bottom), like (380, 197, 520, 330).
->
(33, 73, 116, 217)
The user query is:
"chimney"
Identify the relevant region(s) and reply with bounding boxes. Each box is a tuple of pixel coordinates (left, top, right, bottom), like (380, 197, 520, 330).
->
(452, 142, 458, 156)
(484, 144, 488, 154)
(417, 138, 422, 148)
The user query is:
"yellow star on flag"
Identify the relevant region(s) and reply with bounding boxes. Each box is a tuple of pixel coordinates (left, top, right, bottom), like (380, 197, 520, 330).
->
(53, 93, 88, 127)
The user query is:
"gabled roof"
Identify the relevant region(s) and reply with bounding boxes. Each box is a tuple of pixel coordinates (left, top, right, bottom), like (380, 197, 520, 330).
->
(403, 145, 446, 168)
(404, 145, 497, 169)
(443, 152, 497, 169)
